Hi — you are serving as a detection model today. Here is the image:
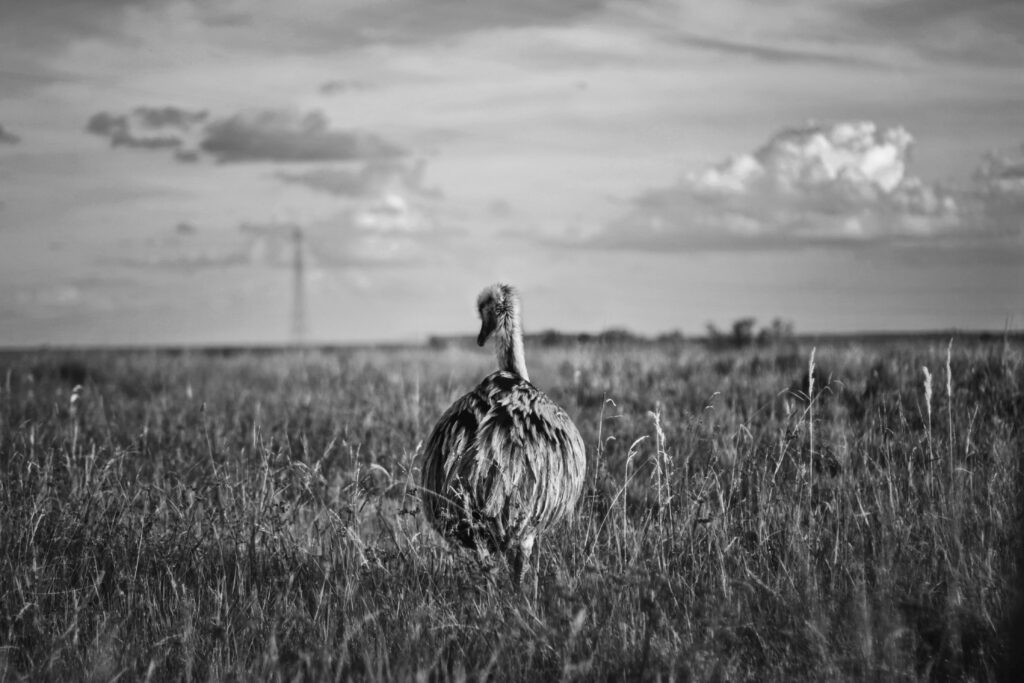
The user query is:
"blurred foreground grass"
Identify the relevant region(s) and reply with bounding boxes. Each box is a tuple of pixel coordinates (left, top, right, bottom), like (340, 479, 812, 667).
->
(0, 338, 1021, 681)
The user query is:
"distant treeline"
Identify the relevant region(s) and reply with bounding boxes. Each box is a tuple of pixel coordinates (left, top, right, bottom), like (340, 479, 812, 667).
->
(426, 329, 677, 350)
(427, 317, 1021, 351)
(428, 317, 796, 350)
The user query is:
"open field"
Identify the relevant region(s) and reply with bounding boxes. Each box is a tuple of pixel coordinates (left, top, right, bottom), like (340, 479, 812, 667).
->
(0, 338, 1021, 681)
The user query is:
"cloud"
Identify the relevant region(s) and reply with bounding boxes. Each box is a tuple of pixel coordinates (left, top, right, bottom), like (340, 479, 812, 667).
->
(671, 32, 884, 69)
(0, 123, 20, 144)
(272, 157, 448, 264)
(276, 159, 441, 199)
(319, 79, 371, 95)
(122, 249, 250, 270)
(199, 110, 404, 163)
(346, 193, 437, 234)
(237, 206, 448, 268)
(85, 106, 207, 158)
(272, 159, 448, 264)
(194, 0, 607, 52)
(974, 145, 1024, 198)
(118, 187, 452, 273)
(850, 0, 1024, 66)
(86, 107, 405, 164)
(0, 0, 164, 48)
(971, 144, 1024, 232)
(589, 121, 972, 251)
(112, 223, 251, 271)
(3, 273, 142, 317)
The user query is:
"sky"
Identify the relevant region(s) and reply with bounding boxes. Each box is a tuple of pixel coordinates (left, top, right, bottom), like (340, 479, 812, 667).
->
(1, 0, 1022, 346)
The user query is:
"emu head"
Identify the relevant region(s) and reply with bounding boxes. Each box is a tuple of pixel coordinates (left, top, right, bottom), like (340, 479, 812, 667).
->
(476, 283, 518, 347)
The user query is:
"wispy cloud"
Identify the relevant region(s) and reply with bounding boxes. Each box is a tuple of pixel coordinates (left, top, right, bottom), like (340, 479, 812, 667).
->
(114, 189, 455, 274)
(276, 159, 441, 199)
(849, 0, 1024, 66)
(2, 271, 142, 317)
(234, 193, 453, 268)
(213, 0, 607, 51)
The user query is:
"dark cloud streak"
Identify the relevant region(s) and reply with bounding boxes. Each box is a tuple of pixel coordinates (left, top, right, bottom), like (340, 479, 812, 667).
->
(85, 107, 207, 151)
(319, 79, 371, 95)
(671, 31, 886, 69)
(200, 110, 404, 163)
(0, 123, 20, 144)
(86, 106, 406, 164)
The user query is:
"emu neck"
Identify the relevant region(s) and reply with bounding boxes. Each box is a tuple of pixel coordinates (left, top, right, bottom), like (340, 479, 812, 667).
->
(495, 310, 529, 381)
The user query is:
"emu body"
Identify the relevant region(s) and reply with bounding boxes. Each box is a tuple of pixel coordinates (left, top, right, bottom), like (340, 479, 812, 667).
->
(421, 284, 586, 588)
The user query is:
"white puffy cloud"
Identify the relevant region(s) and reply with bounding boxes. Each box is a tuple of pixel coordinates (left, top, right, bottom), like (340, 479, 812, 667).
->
(596, 120, 967, 249)
(688, 121, 956, 224)
(729, 121, 908, 192)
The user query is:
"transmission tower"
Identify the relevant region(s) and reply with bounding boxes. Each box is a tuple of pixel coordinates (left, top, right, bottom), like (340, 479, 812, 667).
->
(290, 226, 308, 345)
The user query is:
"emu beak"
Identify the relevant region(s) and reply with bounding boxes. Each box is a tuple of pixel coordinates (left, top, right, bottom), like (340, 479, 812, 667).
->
(477, 318, 495, 346)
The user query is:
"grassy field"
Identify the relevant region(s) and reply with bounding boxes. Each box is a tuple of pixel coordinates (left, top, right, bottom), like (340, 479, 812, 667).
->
(0, 337, 1021, 681)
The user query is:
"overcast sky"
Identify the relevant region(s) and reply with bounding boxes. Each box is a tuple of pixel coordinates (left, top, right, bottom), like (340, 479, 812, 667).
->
(1, 0, 1022, 346)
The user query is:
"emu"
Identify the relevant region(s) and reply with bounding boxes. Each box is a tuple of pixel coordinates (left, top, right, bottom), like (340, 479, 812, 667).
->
(421, 283, 586, 589)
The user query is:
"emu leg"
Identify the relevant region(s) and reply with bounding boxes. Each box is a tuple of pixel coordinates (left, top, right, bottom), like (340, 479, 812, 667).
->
(469, 533, 499, 584)
(508, 535, 536, 592)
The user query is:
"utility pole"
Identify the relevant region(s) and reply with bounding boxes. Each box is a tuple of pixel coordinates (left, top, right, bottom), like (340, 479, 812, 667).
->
(290, 225, 308, 345)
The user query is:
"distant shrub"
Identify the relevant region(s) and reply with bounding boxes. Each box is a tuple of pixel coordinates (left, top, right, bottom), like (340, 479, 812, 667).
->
(596, 328, 640, 345)
(706, 317, 796, 350)
(654, 330, 685, 345)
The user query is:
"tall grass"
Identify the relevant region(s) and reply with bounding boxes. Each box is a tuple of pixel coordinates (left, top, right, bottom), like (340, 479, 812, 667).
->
(0, 339, 1020, 680)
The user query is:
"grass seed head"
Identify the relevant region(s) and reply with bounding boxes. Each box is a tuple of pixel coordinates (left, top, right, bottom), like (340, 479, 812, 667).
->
(946, 339, 953, 400)
(922, 366, 933, 420)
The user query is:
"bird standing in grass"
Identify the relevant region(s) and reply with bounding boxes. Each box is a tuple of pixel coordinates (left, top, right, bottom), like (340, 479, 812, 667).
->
(421, 283, 586, 589)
